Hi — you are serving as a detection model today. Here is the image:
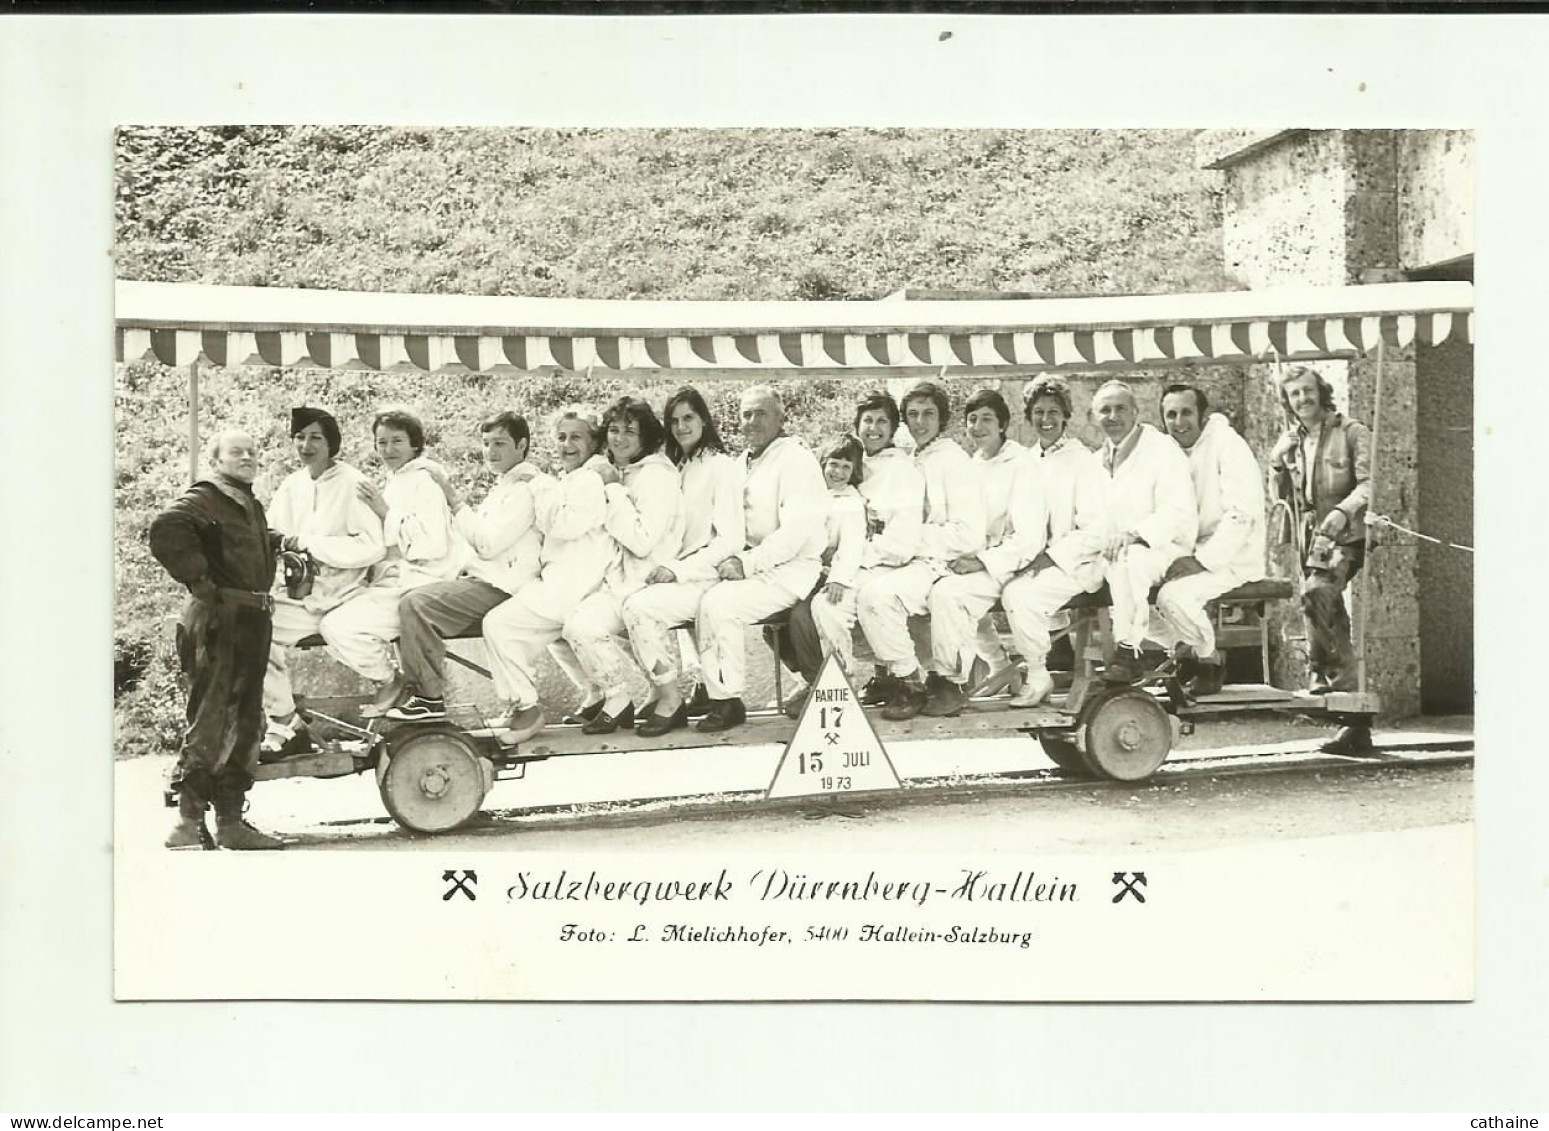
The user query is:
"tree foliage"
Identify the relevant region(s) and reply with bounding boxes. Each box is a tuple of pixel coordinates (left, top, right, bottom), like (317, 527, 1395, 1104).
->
(113, 127, 1229, 759)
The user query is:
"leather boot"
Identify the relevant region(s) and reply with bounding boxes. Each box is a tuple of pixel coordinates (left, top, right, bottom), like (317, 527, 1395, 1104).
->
(859, 671, 899, 707)
(881, 673, 928, 721)
(695, 697, 747, 733)
(1320, 725, 1377, 757)
(1186, 658, 1226, 698)
(921, 673, 969, 717)
(213, 780, 284, 850)
(165, 784, 213, 850)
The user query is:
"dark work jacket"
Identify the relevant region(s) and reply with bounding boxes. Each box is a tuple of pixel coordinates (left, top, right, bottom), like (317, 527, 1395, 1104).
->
(1271, 412, 1372, 546)
(149, 479, 278, 595)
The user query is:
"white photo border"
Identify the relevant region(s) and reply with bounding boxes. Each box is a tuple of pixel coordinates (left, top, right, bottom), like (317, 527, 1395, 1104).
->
(2, 10, 1542, 1113)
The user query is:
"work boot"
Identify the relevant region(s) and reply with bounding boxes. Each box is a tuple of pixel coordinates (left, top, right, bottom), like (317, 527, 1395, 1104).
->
(859, 671, 899, 707)
(212, 789, 284, 851)
(1104, 650, 1146, 684)
(921, 673, 969, 717)
(165, 788, 213, 850)
(1186, 658, 1226, 698)
(1320, 725, 1377, 758)
(881, 673, 928, 721)
(696, 697, 747, 733)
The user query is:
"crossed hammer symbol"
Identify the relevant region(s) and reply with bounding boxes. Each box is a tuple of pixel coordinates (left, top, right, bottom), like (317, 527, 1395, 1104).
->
(443, 869, 478, 901)
(1111, 872, 1147, 904)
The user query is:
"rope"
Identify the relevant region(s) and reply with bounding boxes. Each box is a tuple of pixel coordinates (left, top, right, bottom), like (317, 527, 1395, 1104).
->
(1367, 514, 1474, 553)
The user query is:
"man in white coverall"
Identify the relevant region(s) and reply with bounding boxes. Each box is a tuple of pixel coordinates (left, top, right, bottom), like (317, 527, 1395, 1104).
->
(1091, 380, 1198, 683)
(386, 412, 543, 722)
(262, 407, 385, 756)
(857, 381, 987, 721)
(693, 385, 828, 733)
(1152, 384, 1266, 697)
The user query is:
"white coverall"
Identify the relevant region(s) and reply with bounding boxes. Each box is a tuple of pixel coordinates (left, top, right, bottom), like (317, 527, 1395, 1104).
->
(926, 438, 1026, 682)
(857, 435, 987, 678)
(1099, 424, 1199, 650)
(621, 449, 746, 693)
(558, 451, 685, 707)
(1152, 413, 1266, 657)
(842, 445, 927, 666)
(316, 456, 460, 682)
(996, 437, 1111, 679)
(481, 458, 614, 712)
(807, 483, 869, 673)
(263, 461, 386, 720)
(696, 435, 828, 699)
(454, 464, 544, 596)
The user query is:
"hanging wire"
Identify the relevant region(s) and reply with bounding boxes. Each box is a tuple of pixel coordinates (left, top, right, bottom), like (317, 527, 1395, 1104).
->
(1366, 514, 1474, 553)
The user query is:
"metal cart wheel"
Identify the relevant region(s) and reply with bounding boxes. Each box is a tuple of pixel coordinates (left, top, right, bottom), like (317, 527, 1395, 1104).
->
(1079, 689, 1173, 782)
(1038, 734, 1091, 776)
(378, 726, 490, 834)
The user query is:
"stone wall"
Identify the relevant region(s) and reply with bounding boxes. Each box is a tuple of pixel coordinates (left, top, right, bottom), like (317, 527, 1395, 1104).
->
(1398, 130, 1474, 272)
(1415, 335, 1475, 712)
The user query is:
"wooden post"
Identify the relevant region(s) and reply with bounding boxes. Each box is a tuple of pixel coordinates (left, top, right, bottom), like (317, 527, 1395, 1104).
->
(187, 357, 200, 483)
(1355, 340, 1384, 696)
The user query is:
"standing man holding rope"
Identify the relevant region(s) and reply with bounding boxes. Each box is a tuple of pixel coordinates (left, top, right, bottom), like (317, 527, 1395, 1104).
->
(1269, 364, 1375, 757)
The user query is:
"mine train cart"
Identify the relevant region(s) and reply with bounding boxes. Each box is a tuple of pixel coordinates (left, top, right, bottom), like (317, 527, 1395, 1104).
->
(121, 278, 1474, 832)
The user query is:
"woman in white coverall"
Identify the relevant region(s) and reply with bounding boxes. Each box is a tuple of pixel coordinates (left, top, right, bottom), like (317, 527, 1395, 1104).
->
(318, 408, 459, 716)
(996, 377, 1111, 707)
(923, 388, 1028, 715)
(556, 397, 685, 736)
(622, 388, 746, 738)
(846, 390, 926, 707)
(856, 381, 987, 721)
(1151, 384, 1267, 697)
(481, 408, 613, 741)
(261, 406, 386, 756)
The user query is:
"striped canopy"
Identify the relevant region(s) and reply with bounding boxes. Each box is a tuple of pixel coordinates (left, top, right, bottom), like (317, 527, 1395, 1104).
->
(116, 279, 1474, 377)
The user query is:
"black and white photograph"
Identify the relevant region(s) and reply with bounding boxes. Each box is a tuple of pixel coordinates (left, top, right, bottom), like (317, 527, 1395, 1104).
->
(108, 124, 1475, 1002)
(7, 10, 1545, 1115)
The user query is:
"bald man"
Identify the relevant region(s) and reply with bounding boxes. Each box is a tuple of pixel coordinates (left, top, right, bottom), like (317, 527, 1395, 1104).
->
(1090, 381, 1199, 682)
(148, 430, 285, 850)
(693, 385, 828, 732)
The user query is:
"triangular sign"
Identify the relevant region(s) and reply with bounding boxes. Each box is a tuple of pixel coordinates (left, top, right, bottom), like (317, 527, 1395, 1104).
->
(766, 653, 902, 799)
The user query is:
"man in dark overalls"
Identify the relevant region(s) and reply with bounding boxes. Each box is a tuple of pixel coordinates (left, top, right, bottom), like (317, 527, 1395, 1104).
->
(149, 429, 285, 849)
(1269, 366, 1375, 757)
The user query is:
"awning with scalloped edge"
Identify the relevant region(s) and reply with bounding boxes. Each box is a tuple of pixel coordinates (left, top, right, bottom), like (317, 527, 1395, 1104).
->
(115, 279, 1474, 376)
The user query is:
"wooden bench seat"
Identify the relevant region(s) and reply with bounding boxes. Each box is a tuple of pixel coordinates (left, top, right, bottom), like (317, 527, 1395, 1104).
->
(1061, 576, 1296, 611)
(294, 607, 793, 651)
